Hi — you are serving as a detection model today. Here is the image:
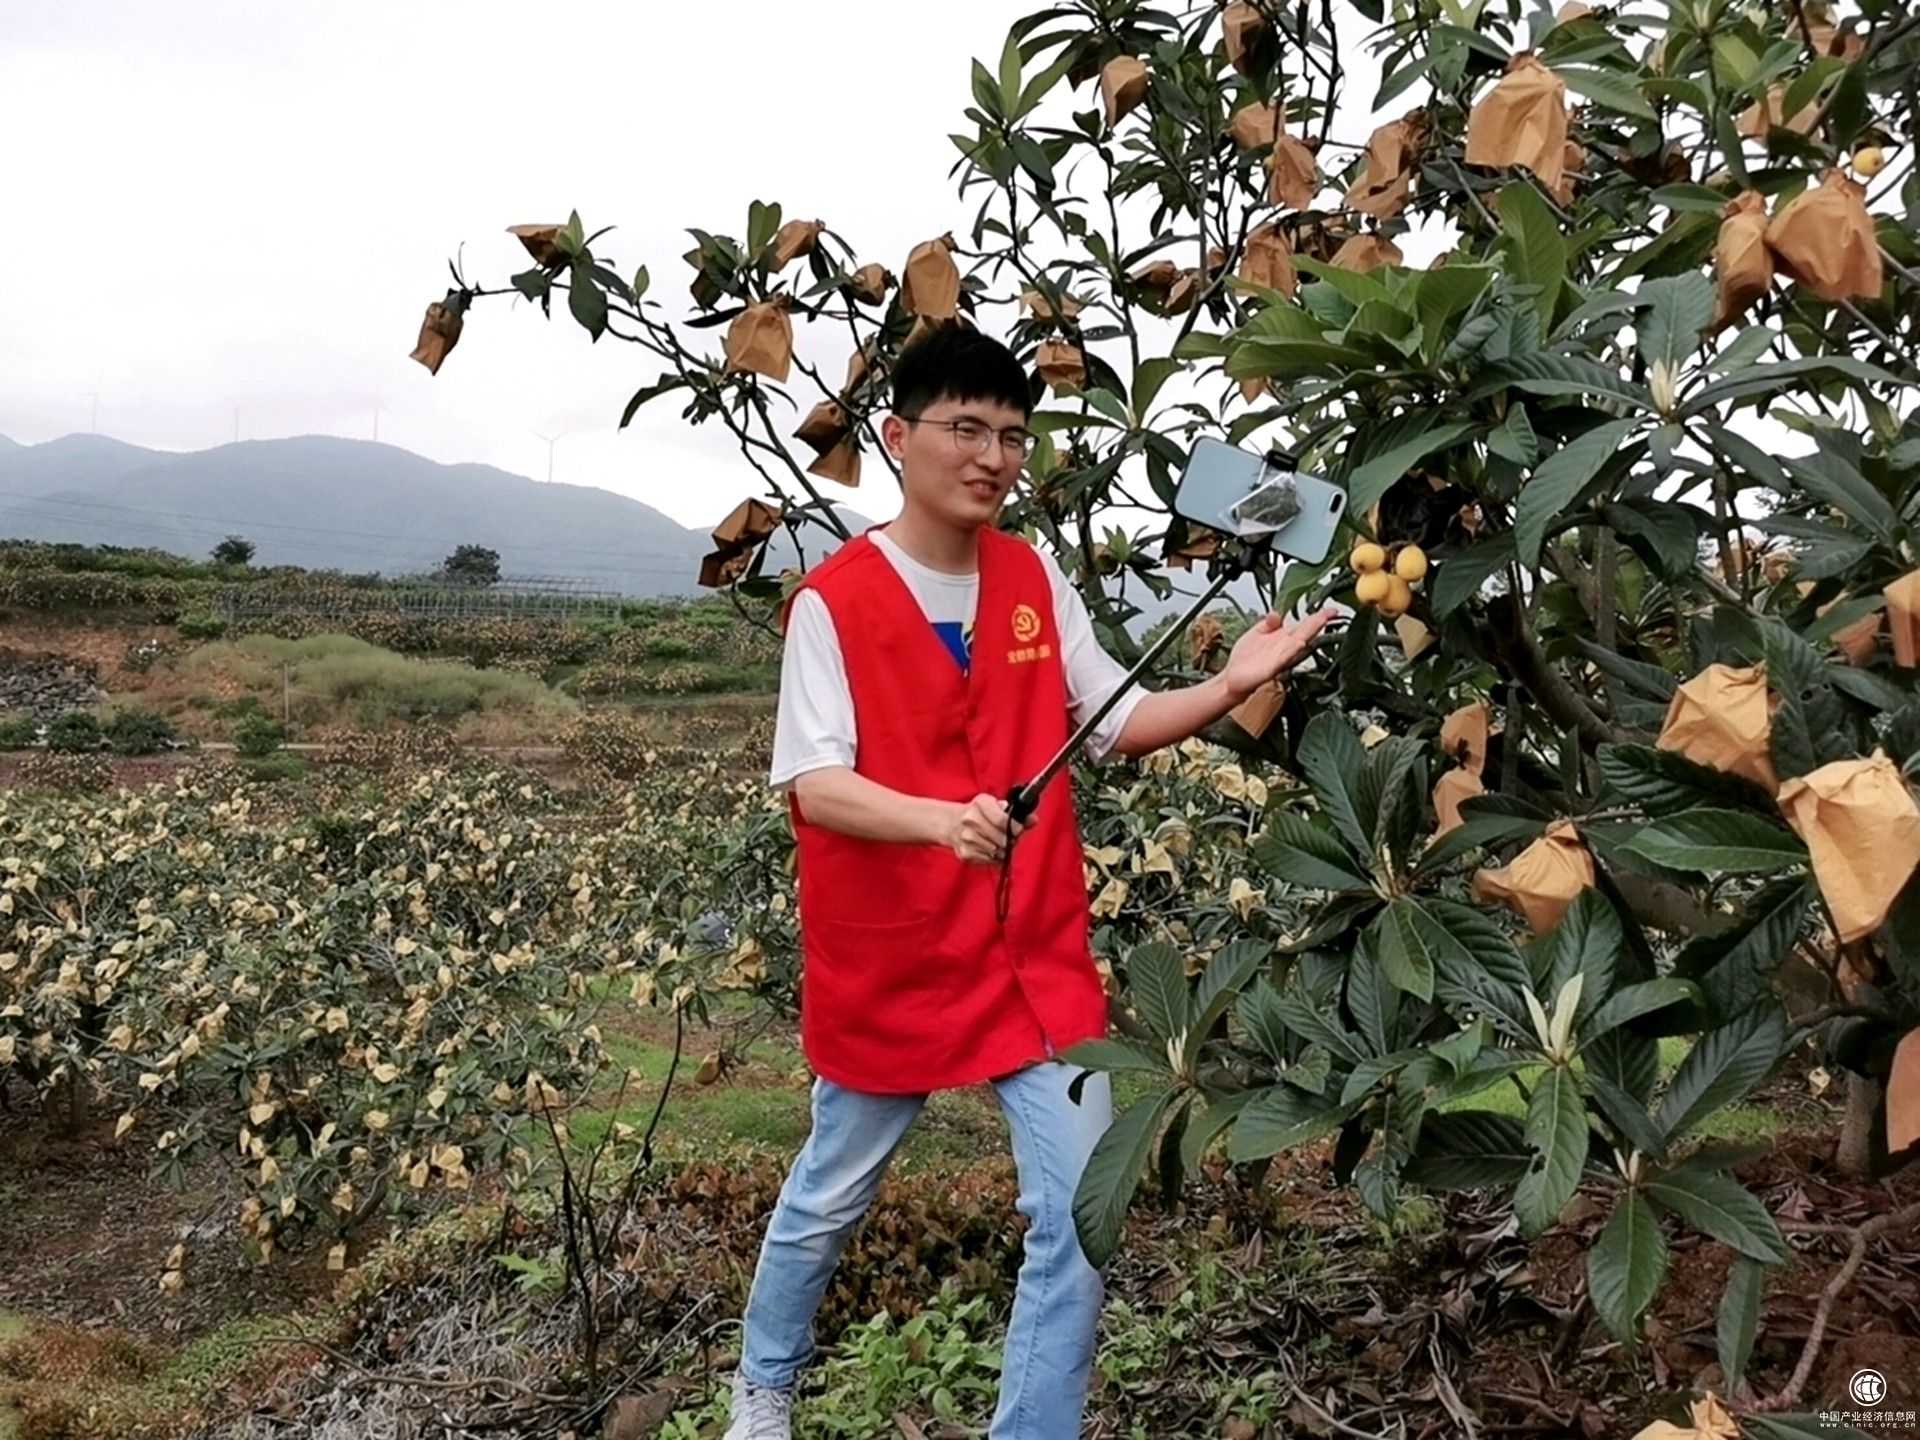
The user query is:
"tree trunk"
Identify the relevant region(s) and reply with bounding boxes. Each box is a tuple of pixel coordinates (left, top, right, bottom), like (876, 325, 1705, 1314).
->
(1836, 1074, 1883, 1178)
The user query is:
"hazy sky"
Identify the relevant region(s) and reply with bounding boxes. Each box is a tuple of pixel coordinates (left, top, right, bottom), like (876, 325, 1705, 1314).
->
(0, 0, 1078, 530)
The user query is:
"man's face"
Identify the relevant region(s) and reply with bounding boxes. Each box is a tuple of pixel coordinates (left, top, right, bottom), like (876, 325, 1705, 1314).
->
(883, 395, 1031, 532)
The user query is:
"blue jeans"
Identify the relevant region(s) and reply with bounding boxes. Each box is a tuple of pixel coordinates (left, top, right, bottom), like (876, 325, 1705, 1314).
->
(738, 1061, 1114, 1439)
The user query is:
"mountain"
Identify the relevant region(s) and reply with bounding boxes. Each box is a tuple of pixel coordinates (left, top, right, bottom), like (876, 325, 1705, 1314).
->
(0, 433, 876, 598)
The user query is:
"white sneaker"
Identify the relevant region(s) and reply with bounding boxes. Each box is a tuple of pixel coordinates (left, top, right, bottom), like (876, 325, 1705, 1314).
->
(722, 1371, 795, 1440)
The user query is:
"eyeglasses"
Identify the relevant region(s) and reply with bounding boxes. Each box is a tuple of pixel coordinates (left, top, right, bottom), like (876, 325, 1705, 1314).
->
(903, 416, 1036, 460)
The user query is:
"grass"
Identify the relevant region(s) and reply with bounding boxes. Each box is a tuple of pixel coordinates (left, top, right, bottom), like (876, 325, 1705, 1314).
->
(166, 634, 576, 731)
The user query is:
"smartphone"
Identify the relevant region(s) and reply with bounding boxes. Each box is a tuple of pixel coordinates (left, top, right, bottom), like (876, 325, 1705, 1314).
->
(1174, 438, 1346, 564)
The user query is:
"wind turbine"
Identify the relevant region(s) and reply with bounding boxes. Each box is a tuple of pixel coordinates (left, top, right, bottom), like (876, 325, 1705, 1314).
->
(532, 428, 570, 484)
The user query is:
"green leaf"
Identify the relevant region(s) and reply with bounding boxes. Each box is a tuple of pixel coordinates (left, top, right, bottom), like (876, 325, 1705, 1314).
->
(1072, 1086, 1180, 1267)
(1252, 813, 1373, 891)
(1587, 1190, 1669, 1343)
(1297, 713, 1374, 860)
(1227, 1086, 1354, 1162)
(1430, 534, 1515, 618)
(1178, 1091, 1257, 1175)
(1404, 1110, 1531, 1190)
(1345, 420, 1479, 515)
(1621, 811, 1807, 875)
(1645, 1170, 1786, 1262)
(1636, 274, 1715, 372)
(1554, 64, 1657, 119)
(1414, 266, 1496, 361)
(1582, 979, 1699, 1044)
(567, 259, 608, 341)
(1418, 898, 1536, 1041)
(1597, 744, 1771, 815)
(1131, 357, 1184, 422)
(1682, 357, 1900, 417)
(1497, 180, 1569, 327)
(1527, 889, 1622, 1006)
(1514, 1064, 1589, 1236)
(1416, 806, 1547, 877)
(1060, 1037, 1174, 1076)
(1371, 899, 1437, 1002)
(1488, 405, 1540, 466)
(1187, 940, 1264, 1066)
(1127, 941, 1190, 1047)
(996, 28, 1023, 112)
(1657, 1005, 1786, 1142)
(1779, 449, 1900, 543)
(1470, 352, 1652, 410)
(1677, 880, 1814, 1022)
(1515, 417, 1639, 566)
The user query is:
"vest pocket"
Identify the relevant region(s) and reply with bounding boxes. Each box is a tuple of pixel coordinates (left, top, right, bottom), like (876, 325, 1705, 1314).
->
(805, 911, 962, 1010)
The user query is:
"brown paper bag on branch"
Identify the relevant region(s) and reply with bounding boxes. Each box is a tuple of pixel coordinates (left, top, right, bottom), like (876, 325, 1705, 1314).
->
(698, 550, 752, 589)
(1777, 752, 1920, 944)
(409, 295, 466, 376)
(807, 437, 861, 488)
(1100, 56, 1149, 127)
(1344, 112, 1426, 219)
(1554, 1, 1594, 23)
(1223, 2, 1267, 74)
(1655, 663, 1778, 792)
(1765, 170, 1884, 304)
(1237, 224, 1298, 297)
(1021, 289, 1082, 324)
(1738, 84, 1819, 139)
(845, 263, 892, 305)
(1166, 531, 1221, 571)
(793, 400, 849, 457)
(1889, 1028, 1920, 1156)
(1433, 768, 1485, 836)
(1885, 569, 1920, 667)
(1228, 679, 1286, 739)
(1267, 132, 1321, 210)
(1395, 614, 1435, 660)
(1229, 101, 1279, 150)
(711, 497, 783, 550)
(1036, 340, 1086, 394)
(1464, 53, 1571, 191)
(772, 219, 824, 269)
(506, 223, 565, 266)
(1164, 270, 1201, 315)
(1441, 700, 1493, 776)
(1330, 233, 1403, 272)
(900, 234, 962, 319)
(1546, 141, 1587, 206)
(1472, 818, 1595, 933)
(1130, 258, 1180, 295)
(1190, 615, 1224, 668)
(723, 297, 794, 382)
(1714, 191, 1775, 330)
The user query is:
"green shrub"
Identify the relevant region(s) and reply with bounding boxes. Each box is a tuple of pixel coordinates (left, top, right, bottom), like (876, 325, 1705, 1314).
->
(0, 713, 37, 749)
(232, 713, 286, 758)
(240, 754, 309, 783)
(104, 706, 175, 756)
(44, 711, 102, 753)
(176, 611, 227, 640)
(644, 635, 695, 661)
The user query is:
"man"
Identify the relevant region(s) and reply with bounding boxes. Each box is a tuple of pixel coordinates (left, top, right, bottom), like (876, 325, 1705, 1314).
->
(727, 325, 1331, 1439)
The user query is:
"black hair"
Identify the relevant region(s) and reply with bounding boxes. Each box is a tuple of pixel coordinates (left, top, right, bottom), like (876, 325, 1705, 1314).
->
(890, 323, 1032, 420)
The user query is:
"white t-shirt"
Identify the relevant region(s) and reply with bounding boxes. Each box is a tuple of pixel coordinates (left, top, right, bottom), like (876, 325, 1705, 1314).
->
(769, 528, 1146, 790)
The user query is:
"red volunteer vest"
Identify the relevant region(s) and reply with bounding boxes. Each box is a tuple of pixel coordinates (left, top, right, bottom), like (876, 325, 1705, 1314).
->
(783, 525, 1108, 1093)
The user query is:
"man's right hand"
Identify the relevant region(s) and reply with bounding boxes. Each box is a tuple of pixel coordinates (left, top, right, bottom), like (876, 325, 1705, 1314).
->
(948, 793, 1026, 865)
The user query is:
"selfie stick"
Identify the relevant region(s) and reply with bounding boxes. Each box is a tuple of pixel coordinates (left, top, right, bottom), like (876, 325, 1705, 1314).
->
(1006, 547, 1255, 828)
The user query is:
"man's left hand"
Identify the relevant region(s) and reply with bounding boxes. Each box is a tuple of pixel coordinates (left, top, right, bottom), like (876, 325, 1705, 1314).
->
(1221, 605, 1337, 700)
